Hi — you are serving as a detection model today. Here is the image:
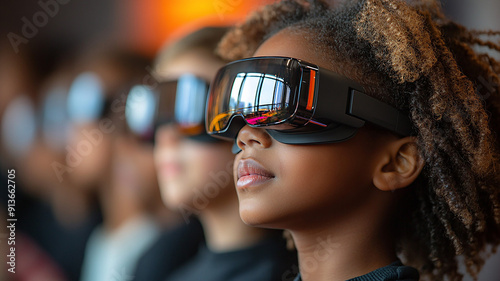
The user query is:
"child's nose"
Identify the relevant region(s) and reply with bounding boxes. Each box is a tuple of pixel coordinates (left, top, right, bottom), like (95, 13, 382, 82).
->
(155, 124, 181, 147)
(236, 125, 272, 151)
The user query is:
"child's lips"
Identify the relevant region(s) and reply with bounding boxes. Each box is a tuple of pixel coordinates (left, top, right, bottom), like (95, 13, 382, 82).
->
(158, 161, 183, 178)
(236, 159, 275, 190)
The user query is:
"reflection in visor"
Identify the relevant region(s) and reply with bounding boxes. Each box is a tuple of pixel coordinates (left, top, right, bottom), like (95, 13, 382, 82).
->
(1, 96, 37, 157)
(175, 74, 208, 127)
(209, 72, 291, 132)
(42, 86, 69, 151)
(67, 72, 105, 123)
(125, 85, 156, 137)
(207, 57, 313, 138)
(229, 73, 289, 112)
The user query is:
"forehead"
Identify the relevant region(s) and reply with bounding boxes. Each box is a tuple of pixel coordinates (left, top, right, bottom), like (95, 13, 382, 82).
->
(155, 50, 225, 82)
(253, 28, 337, 72)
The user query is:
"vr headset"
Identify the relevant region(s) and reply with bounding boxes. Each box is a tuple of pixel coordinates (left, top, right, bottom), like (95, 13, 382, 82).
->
(2, 86, 70, 156)
(206, 56, 413, 147)
(125, 74, 219, 143)
(67, 72, 112, 124)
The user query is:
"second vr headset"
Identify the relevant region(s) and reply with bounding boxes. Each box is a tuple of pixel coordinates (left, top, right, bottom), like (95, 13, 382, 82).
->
(125, 74, 219, 143)
(205, 56, 413, 145)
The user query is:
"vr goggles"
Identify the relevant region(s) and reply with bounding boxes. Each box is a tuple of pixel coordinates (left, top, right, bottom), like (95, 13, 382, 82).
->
(42, 85, 70, 151)
(125, 74, 219, 143)
(67, 72, 112, 124)
(206, 57, 413, 145)
(2, 86, 70, 157)
(1, 96, 37, 157)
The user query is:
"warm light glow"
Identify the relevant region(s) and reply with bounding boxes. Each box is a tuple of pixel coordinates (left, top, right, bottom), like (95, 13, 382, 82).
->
(125, 0, 276, 55)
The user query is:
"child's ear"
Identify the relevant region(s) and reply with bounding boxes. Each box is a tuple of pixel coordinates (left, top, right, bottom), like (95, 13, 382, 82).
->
(373, 137, 424, 191)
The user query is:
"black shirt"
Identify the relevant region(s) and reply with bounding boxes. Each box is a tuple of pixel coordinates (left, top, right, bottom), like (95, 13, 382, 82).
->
(132, 218, 205, 281)
(165, 233, 297, 281)
(293, 260, 419, 281)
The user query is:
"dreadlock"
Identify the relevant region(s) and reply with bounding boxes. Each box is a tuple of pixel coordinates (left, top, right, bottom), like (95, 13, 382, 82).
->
(217, 0, 500, 280)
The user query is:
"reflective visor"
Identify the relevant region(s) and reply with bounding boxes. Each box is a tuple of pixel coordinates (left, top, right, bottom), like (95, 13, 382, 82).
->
(67, 72, 106, 123)
(206, 57, 413, 145)
(125, 74, 210, 141)
(1, 96, 37, 157)
(206, 57, 318, 139)
(126, 85, 157, 138)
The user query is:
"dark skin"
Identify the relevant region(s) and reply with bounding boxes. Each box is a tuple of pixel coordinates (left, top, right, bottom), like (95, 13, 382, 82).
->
(233, 28, 424, 281)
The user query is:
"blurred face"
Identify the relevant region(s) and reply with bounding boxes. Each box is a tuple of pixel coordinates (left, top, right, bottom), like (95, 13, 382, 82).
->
(233, 29, 388, 229)
(1, 94, 62, 196)
(23, 139, 62, 192)
(112, 135, 160, 205)
(155, 128, 234, 209)
(66, 122, 113, 188)
(154, 51, 235, 210)
(64, 64, 128, 188)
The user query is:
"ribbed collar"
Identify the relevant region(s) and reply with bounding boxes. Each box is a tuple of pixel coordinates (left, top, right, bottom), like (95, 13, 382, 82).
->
(293, 260, 419, 281)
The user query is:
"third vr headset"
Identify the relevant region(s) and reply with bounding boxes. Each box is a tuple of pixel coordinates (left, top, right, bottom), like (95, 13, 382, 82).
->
(206, 56, 413, 145)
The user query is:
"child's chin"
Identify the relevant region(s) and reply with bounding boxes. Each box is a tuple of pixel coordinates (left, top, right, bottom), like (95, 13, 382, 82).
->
(239, 205, 279, 228)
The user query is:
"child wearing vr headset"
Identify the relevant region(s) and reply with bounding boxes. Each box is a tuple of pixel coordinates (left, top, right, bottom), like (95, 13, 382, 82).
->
(206, 0, 500, 280)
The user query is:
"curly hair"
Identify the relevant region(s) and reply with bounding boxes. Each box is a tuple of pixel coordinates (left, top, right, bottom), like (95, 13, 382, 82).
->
(217, 0, 500, 280)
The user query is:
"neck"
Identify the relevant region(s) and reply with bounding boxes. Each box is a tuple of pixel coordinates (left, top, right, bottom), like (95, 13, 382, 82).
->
(292, 193, 397, 281)
(50, 183, 94, 227)
(198, 190, 269, 252)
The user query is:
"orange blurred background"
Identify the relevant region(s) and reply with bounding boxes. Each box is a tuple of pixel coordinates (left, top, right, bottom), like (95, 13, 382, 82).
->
(125, 0, 274, 55)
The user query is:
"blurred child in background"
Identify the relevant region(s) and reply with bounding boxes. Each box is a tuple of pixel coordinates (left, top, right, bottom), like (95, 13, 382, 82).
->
(67, 46, 176, 281)
(0, 44, 101, 281)
(131, 26, 296, 281)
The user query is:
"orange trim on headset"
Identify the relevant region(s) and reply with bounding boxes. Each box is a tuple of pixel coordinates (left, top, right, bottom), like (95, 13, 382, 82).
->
(306, 70, 316, 110)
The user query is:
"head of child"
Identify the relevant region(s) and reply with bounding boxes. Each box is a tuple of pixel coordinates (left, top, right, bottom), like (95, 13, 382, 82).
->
(67, 47, 150, 189)
(153, 27, 237, 214)
(213, 0, 500, 280)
